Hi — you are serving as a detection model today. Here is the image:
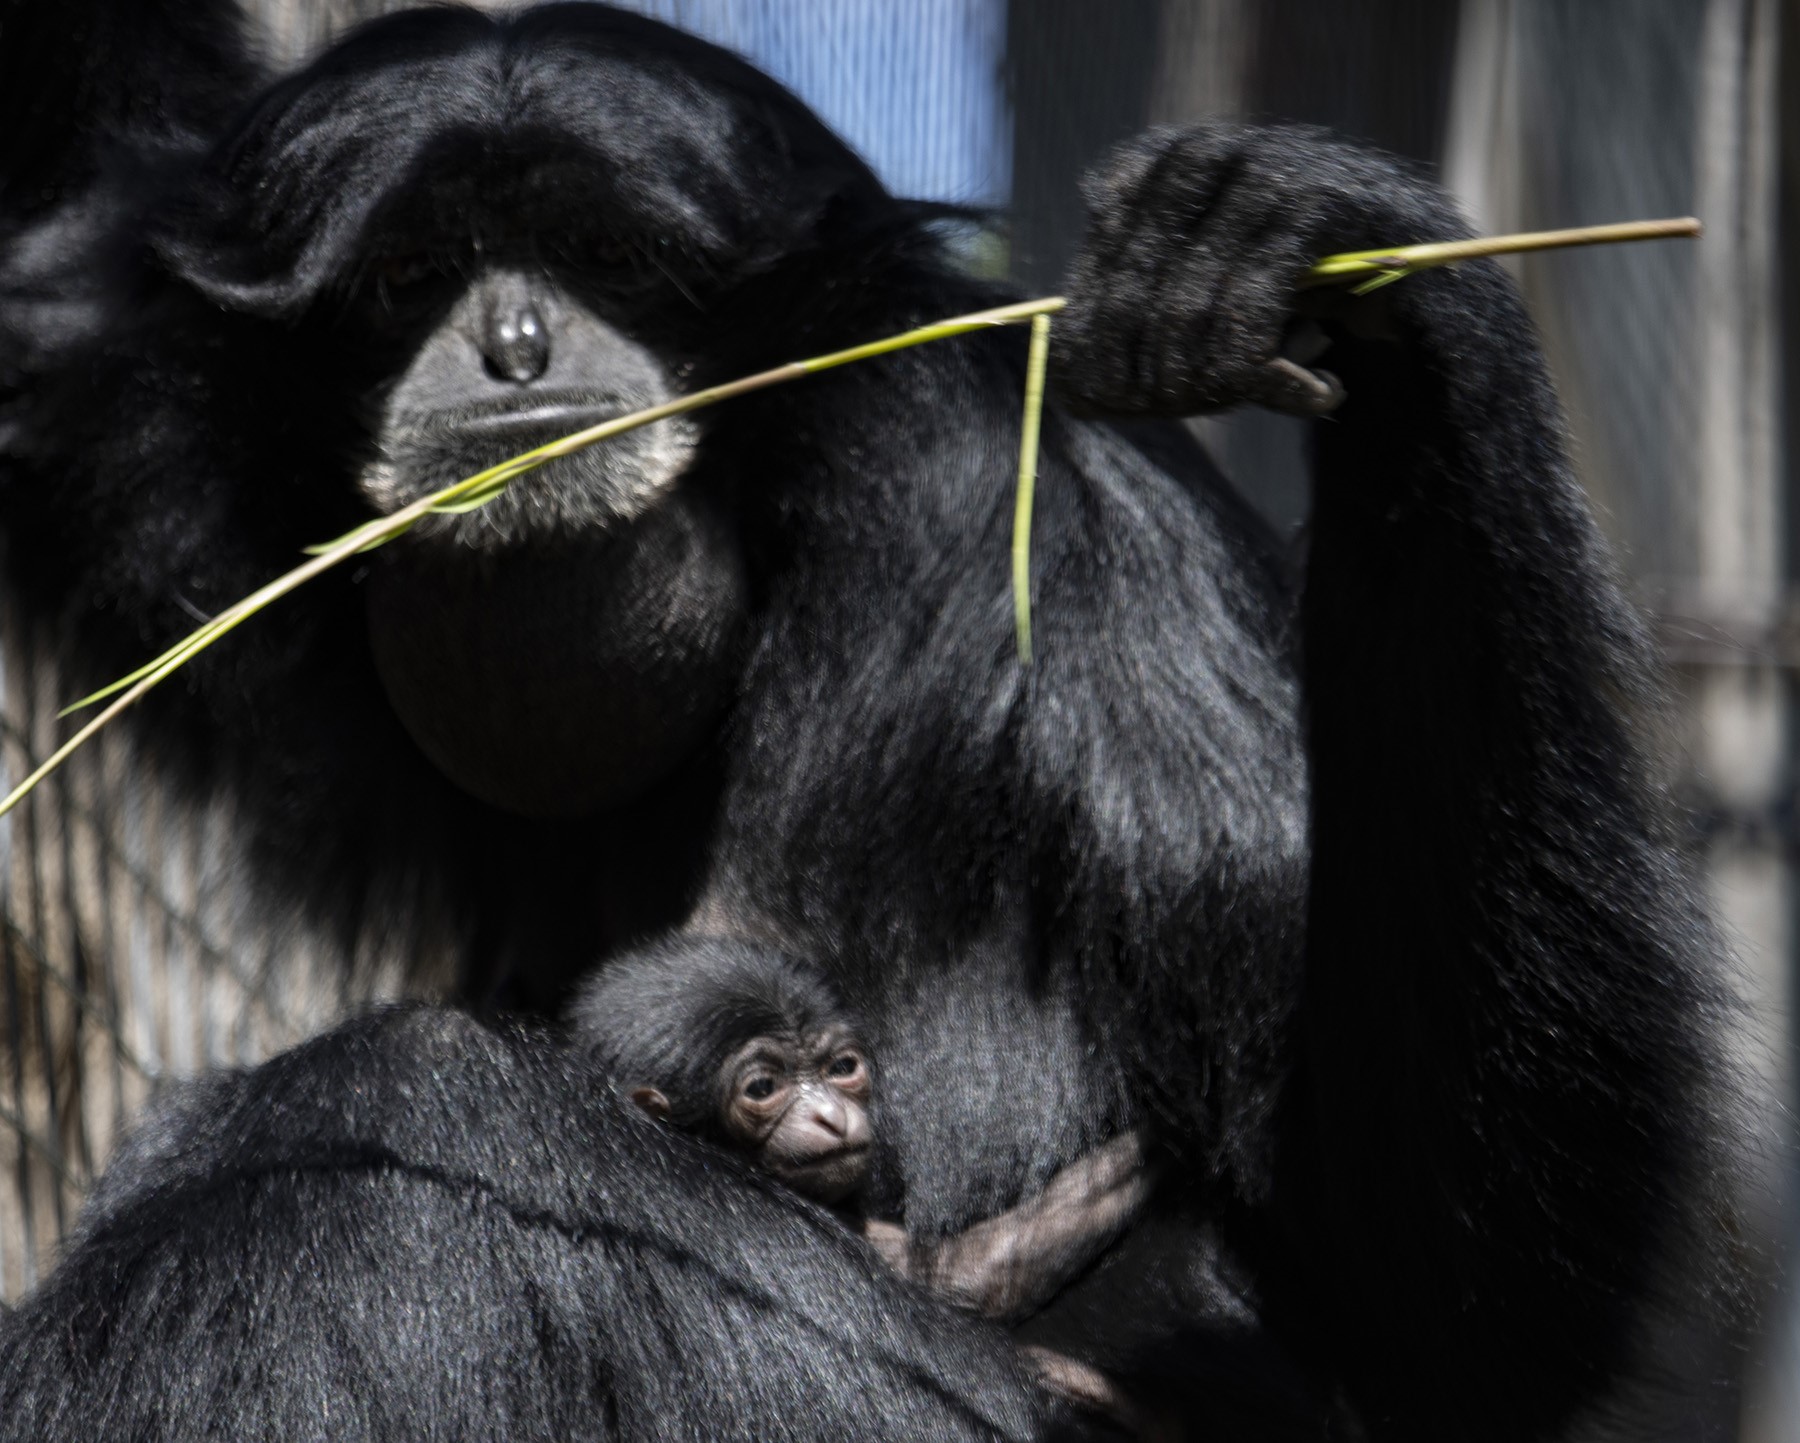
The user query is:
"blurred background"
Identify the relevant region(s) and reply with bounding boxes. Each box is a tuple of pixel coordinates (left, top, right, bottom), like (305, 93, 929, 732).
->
(0, 0, 1791, 1435)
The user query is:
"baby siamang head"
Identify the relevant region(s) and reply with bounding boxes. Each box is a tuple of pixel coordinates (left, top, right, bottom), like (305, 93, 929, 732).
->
(573, 937, 874, 1206)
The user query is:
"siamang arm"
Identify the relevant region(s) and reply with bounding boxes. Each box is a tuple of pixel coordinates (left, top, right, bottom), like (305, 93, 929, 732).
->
(1056, 123, 1727, 1439)
(862, 1130, 1149, 1325)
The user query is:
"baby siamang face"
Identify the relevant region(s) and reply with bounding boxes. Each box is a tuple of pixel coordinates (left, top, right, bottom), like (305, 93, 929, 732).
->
(713, 1026, 873, 1204)
(628, 1021, 873, 1206)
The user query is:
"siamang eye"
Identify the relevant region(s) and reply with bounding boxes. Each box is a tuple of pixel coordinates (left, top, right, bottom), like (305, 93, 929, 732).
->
(827, 1054, 861, 1079)
(378, 252, 439, 290)
(743, 1077, 776, 1101)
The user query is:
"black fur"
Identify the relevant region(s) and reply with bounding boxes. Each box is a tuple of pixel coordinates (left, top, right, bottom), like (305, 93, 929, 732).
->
(0, 0, 253, 221)
(0, 5, 1742, 1440)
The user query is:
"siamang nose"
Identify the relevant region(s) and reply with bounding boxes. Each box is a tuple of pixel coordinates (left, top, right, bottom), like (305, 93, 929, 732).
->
(478, 275, 551, 383)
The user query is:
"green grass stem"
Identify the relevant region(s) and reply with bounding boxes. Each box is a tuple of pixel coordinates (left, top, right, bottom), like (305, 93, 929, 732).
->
(1302, 216, 1701, 294)
(1012, 313, 1052, 666)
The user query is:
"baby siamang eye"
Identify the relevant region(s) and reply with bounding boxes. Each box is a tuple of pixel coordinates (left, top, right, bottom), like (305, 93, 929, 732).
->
(827, 1054, 860, 1079)
(743, 1076, 776, 1101)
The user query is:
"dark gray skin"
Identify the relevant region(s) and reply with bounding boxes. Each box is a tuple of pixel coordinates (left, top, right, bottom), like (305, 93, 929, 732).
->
(630, 1019, 875, 1207)
(360, 267, 746, 818)
(359, 268, 702, 543)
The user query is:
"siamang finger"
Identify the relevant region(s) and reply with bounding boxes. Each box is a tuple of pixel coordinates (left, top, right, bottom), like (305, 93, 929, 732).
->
(1245, 357, 1346, 417)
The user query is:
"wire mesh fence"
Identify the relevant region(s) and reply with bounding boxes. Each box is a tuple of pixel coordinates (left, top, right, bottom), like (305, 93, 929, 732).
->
(0, 590, 425, 1298)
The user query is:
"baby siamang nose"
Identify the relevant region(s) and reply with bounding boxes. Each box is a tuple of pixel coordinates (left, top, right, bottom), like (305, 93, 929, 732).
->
(478, 275, 551, 383)
(805, 1090, 849, 1138)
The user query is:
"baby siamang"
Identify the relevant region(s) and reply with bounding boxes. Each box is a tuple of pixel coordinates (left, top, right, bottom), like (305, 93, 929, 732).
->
(576, 939, 883, 1208)
(573, 936, 1149, 1316)
(0, 1, 1744, 1440)
(574, 936, 1157, 1431)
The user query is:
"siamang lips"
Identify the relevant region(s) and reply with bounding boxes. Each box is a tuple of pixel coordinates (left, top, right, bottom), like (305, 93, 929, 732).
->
(358, 393, 699, 548)
(453, 397, 633, 436)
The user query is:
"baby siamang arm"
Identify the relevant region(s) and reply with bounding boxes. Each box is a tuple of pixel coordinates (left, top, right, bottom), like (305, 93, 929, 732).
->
(1056, 123, 1730, 1439)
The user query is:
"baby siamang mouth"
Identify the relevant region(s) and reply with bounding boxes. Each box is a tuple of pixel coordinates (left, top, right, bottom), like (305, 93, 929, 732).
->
(802, 1143, 869, 1162)
(780, 1143, 871, 1176)
(772, 1145, 869, 1204)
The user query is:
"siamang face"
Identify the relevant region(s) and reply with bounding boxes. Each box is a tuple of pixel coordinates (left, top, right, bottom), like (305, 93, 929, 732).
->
(356, 266, 699, 550)
(144, 5, 896, 817)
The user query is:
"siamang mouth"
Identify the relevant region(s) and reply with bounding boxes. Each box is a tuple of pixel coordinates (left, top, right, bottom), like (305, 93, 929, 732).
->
(405, 390, 646, 434)
(359, 392, 699, 548)
(457, 404, 626, 436)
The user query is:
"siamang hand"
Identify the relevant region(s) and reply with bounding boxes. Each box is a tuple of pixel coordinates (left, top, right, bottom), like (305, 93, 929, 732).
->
(1054, 121, 1470, 419)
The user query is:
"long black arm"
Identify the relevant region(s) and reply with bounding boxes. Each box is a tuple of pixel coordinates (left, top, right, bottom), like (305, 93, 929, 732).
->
(1057, 121, 1737, 1442)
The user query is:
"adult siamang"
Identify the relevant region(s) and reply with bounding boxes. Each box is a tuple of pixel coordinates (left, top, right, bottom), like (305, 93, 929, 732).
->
(0, 1, 1742, 1440)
